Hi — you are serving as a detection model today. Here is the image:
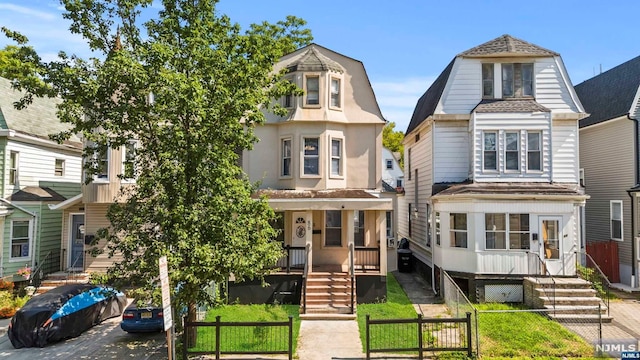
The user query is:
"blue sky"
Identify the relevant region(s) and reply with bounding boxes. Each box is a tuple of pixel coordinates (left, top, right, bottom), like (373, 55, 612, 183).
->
(1, 0, 639, 132)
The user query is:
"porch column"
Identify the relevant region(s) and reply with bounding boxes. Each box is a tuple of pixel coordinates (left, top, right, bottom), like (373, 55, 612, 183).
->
(346, 210, 355, 273)
(378, 211, 388, 274)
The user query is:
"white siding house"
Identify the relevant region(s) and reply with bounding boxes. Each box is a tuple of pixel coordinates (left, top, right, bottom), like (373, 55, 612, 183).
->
(399, 35, 588, 301)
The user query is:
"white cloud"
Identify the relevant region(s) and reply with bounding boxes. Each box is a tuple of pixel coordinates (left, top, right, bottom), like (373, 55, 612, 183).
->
(0, 3, 56, 21)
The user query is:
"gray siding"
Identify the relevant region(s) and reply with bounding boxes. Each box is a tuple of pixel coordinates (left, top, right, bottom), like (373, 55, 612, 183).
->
(580, 117, 635, 266)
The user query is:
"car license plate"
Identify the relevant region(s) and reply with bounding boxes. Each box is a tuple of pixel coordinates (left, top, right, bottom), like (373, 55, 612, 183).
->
(141, 312, 152, 319)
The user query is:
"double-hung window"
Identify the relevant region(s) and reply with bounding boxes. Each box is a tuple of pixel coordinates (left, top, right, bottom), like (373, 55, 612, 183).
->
(502, 63, 534, 97)
(485, 213, 506, 249)
(9, 151, 18, 185)
(55, 159, 65, 177)
(611, 200, 623, 240)
(354, 211, 365, 246)
(505, 132, 520, 171)
(281, 138, 292, 177)
(435, 212, 441, 246)
(450, 213, 467, 248)
(11, 220, 30, 258)
(483, 132, 497, 171)
(330, 77, 341, 108)
(303, 137, 319, 175)
(325, 210, 342, 246)
(305, 76, 320, 106)
(330, 138, 342, 176)
(482, 63, 494, 98)
(509, 214, 530, 250)
(386, 159, 393, 169)
(527, 132, 542, 171)
(92, 146, 109, 181)
(485, 213, 530, 250)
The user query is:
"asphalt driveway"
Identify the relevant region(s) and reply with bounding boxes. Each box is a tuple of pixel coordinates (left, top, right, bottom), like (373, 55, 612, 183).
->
(0, 316, 167, 359)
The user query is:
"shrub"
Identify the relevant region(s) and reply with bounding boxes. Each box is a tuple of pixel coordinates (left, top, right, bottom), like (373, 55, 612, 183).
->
(0, 279, 14, 292)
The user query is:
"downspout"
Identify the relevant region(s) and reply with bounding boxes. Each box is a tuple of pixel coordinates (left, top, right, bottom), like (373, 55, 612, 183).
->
(627, 113, 639, 287)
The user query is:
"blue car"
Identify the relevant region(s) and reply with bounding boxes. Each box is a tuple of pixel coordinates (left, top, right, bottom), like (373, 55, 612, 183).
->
(120, 302, 164, 333)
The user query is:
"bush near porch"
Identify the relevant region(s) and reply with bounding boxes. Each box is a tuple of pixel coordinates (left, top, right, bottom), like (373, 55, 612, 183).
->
(0, 279, 30, 318)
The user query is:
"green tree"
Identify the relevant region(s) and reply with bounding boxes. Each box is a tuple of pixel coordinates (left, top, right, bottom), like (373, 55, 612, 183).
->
(4, 0, 311, 326)
(382, 121, 405, 168)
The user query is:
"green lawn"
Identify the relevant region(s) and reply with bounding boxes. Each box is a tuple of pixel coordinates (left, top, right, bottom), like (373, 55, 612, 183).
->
(357, 273, 418, 353)
(186, 304, 300, 356)
(476, 303, 595, 359)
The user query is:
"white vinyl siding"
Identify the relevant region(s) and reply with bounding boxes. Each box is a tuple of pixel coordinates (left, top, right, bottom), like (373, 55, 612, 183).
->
(433, 121, 468, 183)
(3, 140, 82, 198)
(439, 58, 581, 115)
(551, 119, 579, 183)
(473, 112, 552, 182)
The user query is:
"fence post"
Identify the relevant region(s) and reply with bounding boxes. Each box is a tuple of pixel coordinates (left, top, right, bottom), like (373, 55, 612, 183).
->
(366, 315, 370, 360)
(286, 245, 291, 273)
(215, 315, 221, 360)
(465, 312, 472, 358)
(288, 316, 293, 360)
(474, 309, 480, 358)
(182, 316, 188, 360)
(417, 314, 423, 360)
(598, 303, 603, 353)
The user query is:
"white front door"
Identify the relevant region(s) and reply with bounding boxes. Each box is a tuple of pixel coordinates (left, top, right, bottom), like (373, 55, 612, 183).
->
(540, 216, 563, 275)
(291, 212, 311, 247)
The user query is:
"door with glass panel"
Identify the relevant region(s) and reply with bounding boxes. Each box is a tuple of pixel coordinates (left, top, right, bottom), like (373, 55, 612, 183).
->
(540, 216, 562, 275)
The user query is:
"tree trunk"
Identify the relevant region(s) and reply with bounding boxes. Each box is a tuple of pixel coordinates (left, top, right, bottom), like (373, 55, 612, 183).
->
(185, 302, 197, 348)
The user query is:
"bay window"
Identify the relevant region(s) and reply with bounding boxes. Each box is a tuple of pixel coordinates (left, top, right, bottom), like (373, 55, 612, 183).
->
(450, 213, 468, 248)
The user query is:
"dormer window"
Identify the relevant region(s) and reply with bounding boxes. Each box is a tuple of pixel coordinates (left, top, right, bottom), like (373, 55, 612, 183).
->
(305, 75, 320, 106)
(482, 63, 534, 98)
(330, 77, 341, 109)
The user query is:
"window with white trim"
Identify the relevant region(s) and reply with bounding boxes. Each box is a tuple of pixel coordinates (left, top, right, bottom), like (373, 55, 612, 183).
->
(330, 138, 342, 176)
(281, 138, 292, 177)
(55, 159, 65, 177)
(330, 77, 341, 108)
(325, 210, 342, 246)
(435, 212, 441, 246)
(10, 220, 30, 258)
(483, 132, 497, 171)
(485, 213, 506, 249)
(386, 211, 393, 240)
(91, 146, 109, 181)
(303, 137, 319, 175)
(509, 214, 530, 250)
(9, 151, 18, 185)
(485, 213, 530, 250)
(502, 63, 534, 97)
(450, 213, 467, 248)
(505, 132, 520, 171)
(482, 63, 494, 98)
(386, 159, 393, 169)
(527, 132, 542, 171)
(305, 75, 320, 106)
(611, 200, 623, 240)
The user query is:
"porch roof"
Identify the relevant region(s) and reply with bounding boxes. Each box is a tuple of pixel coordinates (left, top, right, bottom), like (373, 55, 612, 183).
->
(253, 189, 393, 211)
(432, 182, 588, 201)
(9, 186, 67, 202)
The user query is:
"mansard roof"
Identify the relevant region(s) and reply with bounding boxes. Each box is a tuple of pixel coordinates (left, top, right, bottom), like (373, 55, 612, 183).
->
(576, 55, 640, 128)
(458, 34, 559, 58)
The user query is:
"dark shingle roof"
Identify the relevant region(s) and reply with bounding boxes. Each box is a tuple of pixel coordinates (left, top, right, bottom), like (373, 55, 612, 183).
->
(405, 59, 454, 135)
(9, 186, 67, 202)
(458, 34, 558, 57)
(286, 46, 344, 73)
(575, 55, 640, 128)
(473, 99, 550, 113)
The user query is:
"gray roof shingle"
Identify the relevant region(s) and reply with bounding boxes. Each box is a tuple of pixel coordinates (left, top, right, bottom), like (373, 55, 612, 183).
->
(0, 77, 81, 145)
(575, 55, 640, 128)
(459, 34, 559, 57)
(285, 46, 344, 73)
(473, 99, 550, 113)
(432, 182, 584, 197)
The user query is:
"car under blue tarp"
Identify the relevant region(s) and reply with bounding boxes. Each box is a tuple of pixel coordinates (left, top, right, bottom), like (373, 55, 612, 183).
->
(8, 283, 126, 348)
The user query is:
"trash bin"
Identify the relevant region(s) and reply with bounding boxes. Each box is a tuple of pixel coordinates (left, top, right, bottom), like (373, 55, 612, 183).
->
(397, 238, 412, 272)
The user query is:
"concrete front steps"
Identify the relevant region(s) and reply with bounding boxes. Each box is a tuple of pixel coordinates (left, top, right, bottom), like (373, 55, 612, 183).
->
(33, 271, 91, 295)
(301, 271, 356, 320)
(524, 277, 612, 323)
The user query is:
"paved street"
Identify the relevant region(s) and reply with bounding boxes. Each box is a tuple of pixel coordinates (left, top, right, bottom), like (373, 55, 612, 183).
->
(0, 316, 167, 360)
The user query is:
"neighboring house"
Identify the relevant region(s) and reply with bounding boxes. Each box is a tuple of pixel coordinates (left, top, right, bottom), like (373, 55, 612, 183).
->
(236, 44, 392, 310)
(382, 147, 404, 191)
(399, 35, 588, 301)
(575, 55, 640, 290)
(0, 77, 82, 278)
(382, 147, 404, 270)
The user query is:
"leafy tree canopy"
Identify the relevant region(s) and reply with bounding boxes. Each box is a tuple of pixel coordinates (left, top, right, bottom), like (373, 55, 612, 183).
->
(3, 0, 312, 322)
(382, 121, 405, 168)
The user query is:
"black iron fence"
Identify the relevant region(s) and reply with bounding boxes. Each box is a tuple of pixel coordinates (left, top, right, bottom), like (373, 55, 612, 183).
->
(30, 249, 61, 290)
(354, 247, 380, 272)
(276, 245, 306, 273)
(182, 315, 293, 360)
(365, 313, 473, 359)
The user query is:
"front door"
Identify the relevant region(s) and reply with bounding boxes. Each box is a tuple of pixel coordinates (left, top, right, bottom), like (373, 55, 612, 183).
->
(540, 216, 562, 275)
(70, 214, 85, 270)
(291, 212, 311, 247)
